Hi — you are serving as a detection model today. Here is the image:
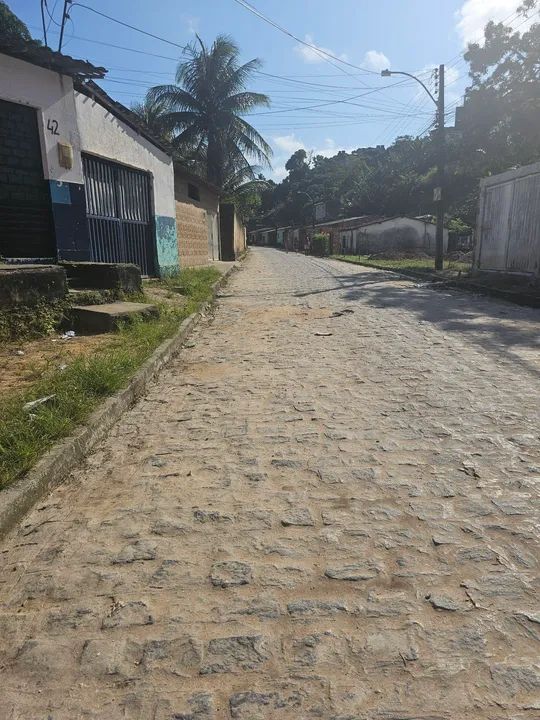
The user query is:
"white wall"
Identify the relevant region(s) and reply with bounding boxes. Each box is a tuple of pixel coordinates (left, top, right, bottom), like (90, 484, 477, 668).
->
(0, 53, 82, 183)
(475, 162, 540, 275)
(75, 92, 175, 219)
(353, 218, 448, 254)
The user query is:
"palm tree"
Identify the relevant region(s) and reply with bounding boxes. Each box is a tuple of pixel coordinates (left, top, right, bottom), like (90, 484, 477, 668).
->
(146, 35, 272, 190)
(130, 96, 172, 142)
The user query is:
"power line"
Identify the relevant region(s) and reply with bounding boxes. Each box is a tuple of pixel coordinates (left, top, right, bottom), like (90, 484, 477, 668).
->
(31, 25, 184, 61)
(231, 0, 380, 77)
(69, 3, 189, 52)
(101, 74, 428, 114)
(44, 0, 61, 29)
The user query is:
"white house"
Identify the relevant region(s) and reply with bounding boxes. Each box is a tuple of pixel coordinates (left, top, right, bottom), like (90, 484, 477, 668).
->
(0, 42, 179, 276)
(352, 216, 449, 255)
(314, 215, 448, 255)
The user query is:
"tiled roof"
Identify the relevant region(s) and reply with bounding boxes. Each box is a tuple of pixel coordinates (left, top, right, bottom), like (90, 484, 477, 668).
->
(0, 40, 106, 79)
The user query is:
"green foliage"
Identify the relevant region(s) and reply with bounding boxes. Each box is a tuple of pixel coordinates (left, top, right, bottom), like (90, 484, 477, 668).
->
(137, 35, 272, 190)
(148, 266, 221, 308)
(462, 7, 540, 169)
(0, 1, 32, 43)
(333, 255, 472, 275)
(0, 299, 69, 342)
(0, 267, 221, 489)
(257, 4, 539, 232)
(311, 233, 330, 257)
(447, 217, 473, 234)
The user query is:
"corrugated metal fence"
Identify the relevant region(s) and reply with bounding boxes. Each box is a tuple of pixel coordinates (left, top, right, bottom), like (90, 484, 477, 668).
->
(475, 161, 540, 276)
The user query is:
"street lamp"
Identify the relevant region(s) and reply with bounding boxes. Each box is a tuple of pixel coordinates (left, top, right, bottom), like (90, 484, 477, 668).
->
(381, 66, 445, 272)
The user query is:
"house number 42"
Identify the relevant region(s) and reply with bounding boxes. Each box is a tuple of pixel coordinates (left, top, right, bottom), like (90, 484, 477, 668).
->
(47, 118, 59, 136)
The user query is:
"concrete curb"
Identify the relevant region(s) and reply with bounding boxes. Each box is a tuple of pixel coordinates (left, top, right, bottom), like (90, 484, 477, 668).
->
(0, 264, 238, 541)
(330, 256, 540, 307)
(329, 255, 441, 282)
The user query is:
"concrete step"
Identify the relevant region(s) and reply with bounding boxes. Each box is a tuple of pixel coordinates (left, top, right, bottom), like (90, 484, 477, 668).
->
(69, 302, 159, 334)
(61, 261, 142, 293)
(68, 288, 115, 306)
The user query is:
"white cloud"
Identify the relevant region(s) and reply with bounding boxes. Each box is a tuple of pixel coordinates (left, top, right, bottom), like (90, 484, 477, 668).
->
(456, 0, 537, 46)
(273, 134, 305, 155)
(269, 135, 356, 180)
(362, 50, 390, 72)
(182, 14, 199, 34)
(294, 34, 348, 64)
(312, 137, 355, 158)
(271, 165, 288, 181)
(444, 65, 462, 107)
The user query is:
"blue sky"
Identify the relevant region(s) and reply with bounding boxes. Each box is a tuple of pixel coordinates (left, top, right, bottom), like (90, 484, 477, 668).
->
(10, 0, 529, 178)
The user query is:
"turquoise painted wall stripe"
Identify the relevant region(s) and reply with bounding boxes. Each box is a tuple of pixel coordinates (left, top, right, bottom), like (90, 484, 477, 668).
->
(155, 215, 179, 276)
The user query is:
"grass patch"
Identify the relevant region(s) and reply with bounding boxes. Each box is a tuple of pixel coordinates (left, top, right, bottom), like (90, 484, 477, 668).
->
(0, 266, 222, 490)
(332, 255, 471, 275)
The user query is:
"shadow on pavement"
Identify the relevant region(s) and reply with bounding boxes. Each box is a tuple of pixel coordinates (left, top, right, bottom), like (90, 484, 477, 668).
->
(296, 264, 540, 379)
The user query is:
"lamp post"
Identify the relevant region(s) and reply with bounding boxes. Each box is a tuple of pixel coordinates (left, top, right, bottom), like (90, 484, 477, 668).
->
(381, 66, 445, 272)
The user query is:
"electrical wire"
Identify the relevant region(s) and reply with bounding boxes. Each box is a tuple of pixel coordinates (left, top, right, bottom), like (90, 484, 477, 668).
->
(69, 3, 189, 52)
(231, 0, 380, 77)
(44, 0, 61, 29)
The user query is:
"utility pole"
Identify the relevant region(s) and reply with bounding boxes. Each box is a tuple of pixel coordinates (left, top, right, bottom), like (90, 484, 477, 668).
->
(434, 64, 445, 272)
(381, 64, 446, 271)
(58, 0, 72, 52)
(40, 0, 48, 46)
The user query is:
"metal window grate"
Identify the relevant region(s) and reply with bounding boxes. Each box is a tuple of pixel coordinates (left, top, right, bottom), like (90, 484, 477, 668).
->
(82, 154, 155, 275)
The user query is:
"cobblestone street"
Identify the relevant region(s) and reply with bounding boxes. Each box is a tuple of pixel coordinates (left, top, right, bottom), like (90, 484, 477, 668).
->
(1, 247, 539, 719)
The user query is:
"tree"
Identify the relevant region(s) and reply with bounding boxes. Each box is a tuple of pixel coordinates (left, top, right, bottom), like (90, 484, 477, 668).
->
(461, 3, 540, 169)
(255, 5, 540, 233)
(0, 1, 35, 44)
(145, 35, 272, 190)
(130, 96, 172, 143)
(285, 149, 309, 176)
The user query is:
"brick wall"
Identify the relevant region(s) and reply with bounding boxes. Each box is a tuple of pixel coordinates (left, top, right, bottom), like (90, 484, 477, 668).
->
(174, 172, 219, 267)
(175, 199, 210, 267)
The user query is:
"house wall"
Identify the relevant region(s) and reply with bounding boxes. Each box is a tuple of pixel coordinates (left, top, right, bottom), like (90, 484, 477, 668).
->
(0, 54, 89, 261)
(353, 218, 448, 255)
(474, 162, 540, 276)
(0, 54, 82, 183)
(75, 92, 178, 274)
(219, 203, 246, 260)
(233, 211, 246, 257)
(174, 173, 220, 265)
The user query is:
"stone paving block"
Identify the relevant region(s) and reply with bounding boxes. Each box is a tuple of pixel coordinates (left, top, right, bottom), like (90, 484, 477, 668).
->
(0, 248, 539, 717)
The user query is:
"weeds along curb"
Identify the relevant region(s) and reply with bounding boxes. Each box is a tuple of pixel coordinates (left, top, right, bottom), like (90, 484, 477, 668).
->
(330, 256, 540, 308)
(329, 255, 439, 282)
(0, 264, 238, 541)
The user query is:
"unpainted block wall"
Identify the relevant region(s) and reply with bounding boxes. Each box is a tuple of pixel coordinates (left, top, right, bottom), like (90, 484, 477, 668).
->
(174, 173, 220, 266)
(175, 200, 210, 267)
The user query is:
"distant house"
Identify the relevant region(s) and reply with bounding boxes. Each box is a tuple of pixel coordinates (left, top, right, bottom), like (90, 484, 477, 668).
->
(0, 42, 179, 276)
(249, 227, 276, 246)
(174, 166, 220, 266)
(315, 215, 448, 255)
(276, 226, 291, 247)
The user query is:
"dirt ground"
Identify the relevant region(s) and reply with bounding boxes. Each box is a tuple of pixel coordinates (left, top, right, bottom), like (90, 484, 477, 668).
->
(0, 333, 115, 395)
(0, 283, 189, 397)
